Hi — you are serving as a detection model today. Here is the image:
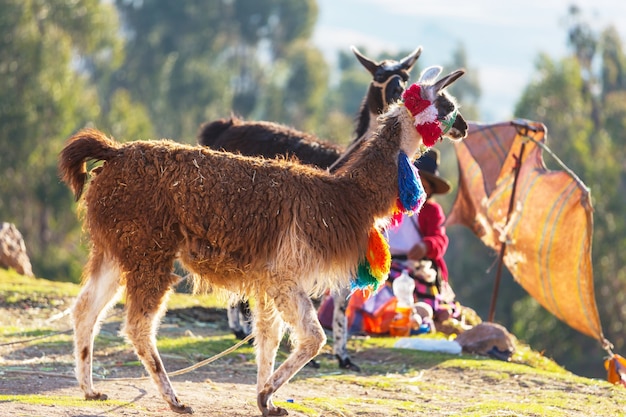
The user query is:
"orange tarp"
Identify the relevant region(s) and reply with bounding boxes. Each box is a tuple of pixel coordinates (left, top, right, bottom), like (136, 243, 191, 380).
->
(447, 120, 604, 341)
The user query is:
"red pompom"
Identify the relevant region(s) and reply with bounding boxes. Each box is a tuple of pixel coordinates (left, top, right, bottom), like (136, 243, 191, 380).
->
(402, 84, 430, 117)
(416, 122, 442, 147)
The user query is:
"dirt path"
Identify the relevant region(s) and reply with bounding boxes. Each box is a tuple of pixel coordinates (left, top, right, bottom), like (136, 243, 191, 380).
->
(1, 300, 625, 416)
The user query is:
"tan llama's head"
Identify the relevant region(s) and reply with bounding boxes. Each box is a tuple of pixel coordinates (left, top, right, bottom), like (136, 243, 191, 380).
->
(390, 66, 468, 157)
(416, 66, 468, 142)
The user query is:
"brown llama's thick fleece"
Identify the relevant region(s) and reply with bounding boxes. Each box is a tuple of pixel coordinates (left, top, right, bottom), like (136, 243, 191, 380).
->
(59, 106, 417, 416)
(60, 123, 403, 296)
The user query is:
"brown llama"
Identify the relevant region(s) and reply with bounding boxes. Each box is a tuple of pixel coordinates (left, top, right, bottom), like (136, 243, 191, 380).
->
(197, 46, 423, 171)
(59, 67, 467, 416)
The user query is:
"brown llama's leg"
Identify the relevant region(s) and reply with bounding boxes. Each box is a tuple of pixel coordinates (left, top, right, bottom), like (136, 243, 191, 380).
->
(72, 251, 123, 401)
(257, 287, 326, 416)
(123, 268, 193, 414)
(254, 295, 286, 415)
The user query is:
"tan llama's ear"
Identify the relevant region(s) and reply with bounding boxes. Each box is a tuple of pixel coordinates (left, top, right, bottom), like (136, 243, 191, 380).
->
(399, 46, 423, 72)
(418, 66, 442, 84)
(351, 45, 378, 76)
(433, 69, 466, 92)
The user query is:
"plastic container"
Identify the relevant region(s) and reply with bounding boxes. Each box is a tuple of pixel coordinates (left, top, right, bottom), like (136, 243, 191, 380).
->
(389, 271, 416, 337)
(389, 307, 412, 337)
(392, 270, 415, 309)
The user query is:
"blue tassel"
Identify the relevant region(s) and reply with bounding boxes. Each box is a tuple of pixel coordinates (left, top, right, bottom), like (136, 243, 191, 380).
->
(398, 151, 425, 212)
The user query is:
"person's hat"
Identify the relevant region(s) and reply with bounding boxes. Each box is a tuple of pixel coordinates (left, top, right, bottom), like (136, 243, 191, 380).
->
(415, 149, 451, 194)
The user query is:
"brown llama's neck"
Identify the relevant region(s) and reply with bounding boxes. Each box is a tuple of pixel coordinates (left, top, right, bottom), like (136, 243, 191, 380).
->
(336, 109, 414, 221)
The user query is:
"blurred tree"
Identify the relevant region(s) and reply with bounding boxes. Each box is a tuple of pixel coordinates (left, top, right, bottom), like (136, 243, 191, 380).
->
(438, 42, 482, 203)
(112, 0, 319, 141)
(0, 0, 148, 281)
(327, 48, 373, 121)
(319, 58, 370, 144)
(257, 40, 329, 134)
(445, 43, 481, 122)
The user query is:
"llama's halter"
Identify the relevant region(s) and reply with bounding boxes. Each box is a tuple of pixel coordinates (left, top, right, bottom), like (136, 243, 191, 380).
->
(440, 108, 458, 135)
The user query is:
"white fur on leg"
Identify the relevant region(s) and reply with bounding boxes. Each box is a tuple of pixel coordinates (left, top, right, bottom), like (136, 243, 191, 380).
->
(254, 296, 285, 401)
(72, 256, 123, 400)
(257, 289, 326, 415)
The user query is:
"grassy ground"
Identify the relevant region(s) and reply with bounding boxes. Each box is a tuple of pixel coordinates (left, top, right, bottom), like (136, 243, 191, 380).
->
(0, 269, 625, 416)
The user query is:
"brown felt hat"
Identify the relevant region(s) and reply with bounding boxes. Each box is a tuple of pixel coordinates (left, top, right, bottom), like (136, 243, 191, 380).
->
(414, 149, 451, 195)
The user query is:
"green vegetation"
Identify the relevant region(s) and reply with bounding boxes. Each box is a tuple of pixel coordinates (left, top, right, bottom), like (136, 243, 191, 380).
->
(0, 394, 134, 409)
(0, 268, 79, 301)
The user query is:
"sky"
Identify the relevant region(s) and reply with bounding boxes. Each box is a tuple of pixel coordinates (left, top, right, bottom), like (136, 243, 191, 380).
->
(312, 0, 626, 122)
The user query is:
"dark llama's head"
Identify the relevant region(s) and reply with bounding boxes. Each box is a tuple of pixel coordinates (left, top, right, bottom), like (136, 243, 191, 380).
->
(352, 45, 422, 115)
(351, 46, 422, 140)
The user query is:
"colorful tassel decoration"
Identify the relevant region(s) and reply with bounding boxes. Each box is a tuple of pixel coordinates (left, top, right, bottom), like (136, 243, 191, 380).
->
(353, 261, 381, 292)
(397, 151, 425, 213)
(353, 227, 392, 291)
(352, 86, 438, 291)
(415, 122, 443, 147)
(365, 227, 391, 279)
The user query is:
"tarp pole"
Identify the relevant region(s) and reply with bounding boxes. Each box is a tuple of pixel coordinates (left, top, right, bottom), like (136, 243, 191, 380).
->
(488, 141, 527, 322)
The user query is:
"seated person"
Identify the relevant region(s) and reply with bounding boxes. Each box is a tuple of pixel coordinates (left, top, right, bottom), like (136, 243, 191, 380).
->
(387, 149, 457, 327)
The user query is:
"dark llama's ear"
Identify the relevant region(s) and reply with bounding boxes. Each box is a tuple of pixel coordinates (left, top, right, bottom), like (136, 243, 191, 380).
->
(351, 45, 379, 76)
(399, 46, 423, 72)
(433, 69, 466, 92)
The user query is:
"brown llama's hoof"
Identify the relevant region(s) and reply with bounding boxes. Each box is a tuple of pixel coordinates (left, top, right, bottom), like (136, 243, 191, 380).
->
(269, 407, 288, 416)
(169, 402, 194, 414)
(85, 392, 108, 401)
(258, 390, 289, 416)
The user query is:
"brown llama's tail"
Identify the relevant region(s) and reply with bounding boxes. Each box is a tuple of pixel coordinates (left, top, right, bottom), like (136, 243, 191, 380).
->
(197, 117, 238, 147)
(58, 128, 120, 201)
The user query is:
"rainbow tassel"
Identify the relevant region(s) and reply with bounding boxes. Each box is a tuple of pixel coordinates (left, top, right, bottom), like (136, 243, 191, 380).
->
(353, 152, 426, 292)
(353, 262, 381, 291)
(398, 151, 425, 213)
(365, 227, 391, 278)
(353, 227, 391, 291)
